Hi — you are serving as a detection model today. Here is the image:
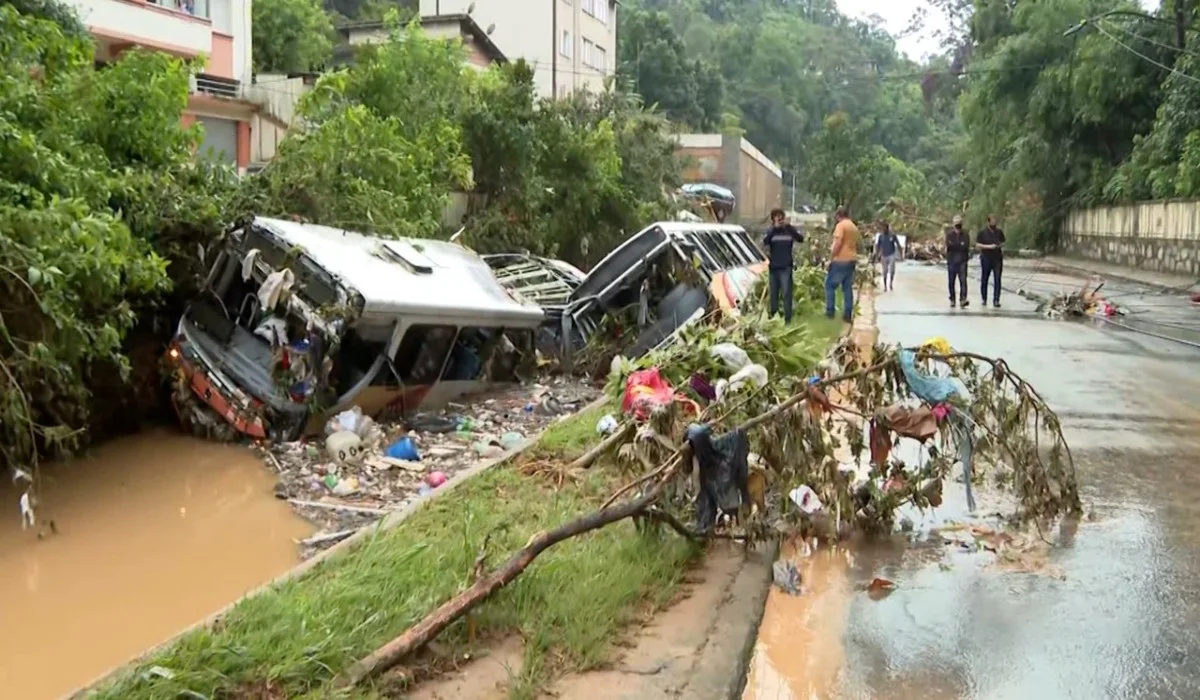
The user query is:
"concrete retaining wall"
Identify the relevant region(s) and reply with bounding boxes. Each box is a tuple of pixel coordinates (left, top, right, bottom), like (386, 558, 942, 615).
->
(1062, 200, 1200, 276)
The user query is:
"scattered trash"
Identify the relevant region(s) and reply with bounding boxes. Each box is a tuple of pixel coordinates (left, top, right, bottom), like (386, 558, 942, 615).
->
(18, 490, 35, 530)
(326, 431, 364, 464)
(622, 368, 678, 421)
(426, 471, 448, 488)
(260, 378, 600, 556)
(866, 577, 897, 600)
(788, 485, 824, 514)
(499, 431, 525, 450)
(331, 477, 360, 497)
(772, 560, 802, 595)
(596, 414, 619, 435)
(385, 437, 421, 462)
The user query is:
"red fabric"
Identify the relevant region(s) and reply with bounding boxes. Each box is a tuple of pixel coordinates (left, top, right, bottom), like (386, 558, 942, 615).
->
(622, 368, 676, 421)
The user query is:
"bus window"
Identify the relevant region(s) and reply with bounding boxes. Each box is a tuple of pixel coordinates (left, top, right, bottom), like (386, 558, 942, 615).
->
(701, 231, 737, 268)
(724, 231, 758, 265)
(394, 324, 457, 384)
(441, 327, 500, 381)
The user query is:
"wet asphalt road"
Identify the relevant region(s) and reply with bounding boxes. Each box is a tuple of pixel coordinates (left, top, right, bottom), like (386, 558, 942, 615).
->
(835, 261, 1200, 700)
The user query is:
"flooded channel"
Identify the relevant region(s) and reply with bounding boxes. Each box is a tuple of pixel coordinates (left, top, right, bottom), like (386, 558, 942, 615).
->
(0, 430, 313, 699)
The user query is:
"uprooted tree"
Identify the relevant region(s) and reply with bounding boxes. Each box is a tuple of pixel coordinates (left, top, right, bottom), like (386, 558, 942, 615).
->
(335, 273, 1082, 687)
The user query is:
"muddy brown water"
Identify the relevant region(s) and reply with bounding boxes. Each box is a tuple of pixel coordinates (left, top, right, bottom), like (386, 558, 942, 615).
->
(0, 429, 312, 700)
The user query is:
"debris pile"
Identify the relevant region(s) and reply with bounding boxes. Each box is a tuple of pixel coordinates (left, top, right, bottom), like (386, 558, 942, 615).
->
(905, 238, 945, 262)
(262, 377, 599, 556)
(1022, 276, 1122, 319)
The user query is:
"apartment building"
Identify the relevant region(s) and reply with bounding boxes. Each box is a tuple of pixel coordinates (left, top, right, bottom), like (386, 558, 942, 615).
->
(417, 0, 617, 97)
(339, 13, 507, 70)
(65, 0, 256, 172)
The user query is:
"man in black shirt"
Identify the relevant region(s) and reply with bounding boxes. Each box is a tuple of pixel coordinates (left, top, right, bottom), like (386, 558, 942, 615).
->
(945, 215, 970, 308)
(976, 214, 1006, 307)
(762, 208, 805, 322)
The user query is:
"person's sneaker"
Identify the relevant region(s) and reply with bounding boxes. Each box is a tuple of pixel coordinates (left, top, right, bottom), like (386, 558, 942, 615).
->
(950, 300, 957, 308)
(960, 299, 970, 309)
(981, 299, 988, 307)
(993, 301, 1002, 308)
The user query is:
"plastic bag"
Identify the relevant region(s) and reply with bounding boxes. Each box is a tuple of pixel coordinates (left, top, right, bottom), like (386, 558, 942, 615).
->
(385, 436, 421, 462)
(621, 368, 676, 421)
(710, 343, 751, 371)
(788, 485, 824, 514)
(728, 363, 769, 392)
(596, 414, 619, 435)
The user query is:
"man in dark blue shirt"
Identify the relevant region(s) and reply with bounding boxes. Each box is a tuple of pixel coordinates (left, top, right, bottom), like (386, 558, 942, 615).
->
(873, 220, 900, 291)
(976, 214, 1006, 307)
(762, 208, 805, 322)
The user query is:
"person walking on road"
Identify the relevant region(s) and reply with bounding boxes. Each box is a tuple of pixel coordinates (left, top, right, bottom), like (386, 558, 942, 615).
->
(945, 215, 970, 308)
(763, 208, 805, 322)
(874, 220, 900, 292)
(977, 214, 1006, 307)
(825, 206, 860, 323)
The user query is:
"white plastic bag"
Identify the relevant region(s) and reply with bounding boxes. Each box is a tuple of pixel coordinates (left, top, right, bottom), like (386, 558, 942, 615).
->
(728, 363, 769, 391)
(710, 343, 751, 371)
(596, 414, 619, 435)
(789, 485, 824, 514)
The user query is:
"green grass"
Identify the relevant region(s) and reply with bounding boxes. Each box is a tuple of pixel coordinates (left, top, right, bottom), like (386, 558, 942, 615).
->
(92, 444, 696, 700)
(528, 400, 614, 460)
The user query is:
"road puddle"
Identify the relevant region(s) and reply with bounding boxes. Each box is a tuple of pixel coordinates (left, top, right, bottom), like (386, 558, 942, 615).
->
(743, 542, 852, 700)
(0, 430, 313, 699)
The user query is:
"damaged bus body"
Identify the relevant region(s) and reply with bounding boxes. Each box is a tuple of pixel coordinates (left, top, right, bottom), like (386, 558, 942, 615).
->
(165, 217, 545, 441)
(558, 221, 767, 362)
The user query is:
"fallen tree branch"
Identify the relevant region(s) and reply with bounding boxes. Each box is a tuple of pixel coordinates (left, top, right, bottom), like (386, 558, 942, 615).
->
(570, 421, 635, 470)
(334, 474, 675, 688)
(299, 528, 360, 547)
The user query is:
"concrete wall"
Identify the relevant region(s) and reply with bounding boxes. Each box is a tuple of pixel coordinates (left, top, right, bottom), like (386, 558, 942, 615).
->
(676, 133, 783, 227)
(1062, 201, 1200, 276)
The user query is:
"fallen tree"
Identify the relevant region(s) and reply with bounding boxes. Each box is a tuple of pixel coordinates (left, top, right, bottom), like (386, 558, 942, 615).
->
(336, 325, 1081, 687)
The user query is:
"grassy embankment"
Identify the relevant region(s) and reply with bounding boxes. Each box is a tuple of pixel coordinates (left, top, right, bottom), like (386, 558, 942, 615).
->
(92, 313, 843, 700)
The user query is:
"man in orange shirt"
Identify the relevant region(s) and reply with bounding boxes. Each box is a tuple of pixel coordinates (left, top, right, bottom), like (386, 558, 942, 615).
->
(824, 206, 859, 323)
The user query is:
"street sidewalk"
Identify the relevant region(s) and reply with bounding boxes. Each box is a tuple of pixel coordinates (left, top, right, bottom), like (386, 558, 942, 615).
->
(1030, 255, 1200, 293)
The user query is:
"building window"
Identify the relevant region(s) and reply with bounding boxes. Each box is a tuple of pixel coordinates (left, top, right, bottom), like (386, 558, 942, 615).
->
(582, 38, 594, 67)
(595, 0, 608, 24)
(560, 29, 572, 58)
(595, 45, 607, 72)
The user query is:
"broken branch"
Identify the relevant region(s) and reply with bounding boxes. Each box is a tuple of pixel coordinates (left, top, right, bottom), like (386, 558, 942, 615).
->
(569, 421, 634, 470)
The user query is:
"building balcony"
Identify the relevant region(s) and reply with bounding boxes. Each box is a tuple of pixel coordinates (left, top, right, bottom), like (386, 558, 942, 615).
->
(66, 0, 241, 81)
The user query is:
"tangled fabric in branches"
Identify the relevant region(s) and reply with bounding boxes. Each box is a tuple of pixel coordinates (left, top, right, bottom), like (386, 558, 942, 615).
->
(686, 423, 750, 533)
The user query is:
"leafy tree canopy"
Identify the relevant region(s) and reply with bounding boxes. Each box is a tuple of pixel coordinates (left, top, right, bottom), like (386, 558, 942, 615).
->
(254, 0, 336, 73)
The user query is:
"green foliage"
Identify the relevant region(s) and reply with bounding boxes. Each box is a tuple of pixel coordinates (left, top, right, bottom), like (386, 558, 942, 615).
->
(0, 4, 236, 469)
(805, 112, 891, 217)
(252, 0, 335, 73)
(616, 6, 725, 129)
(244, 16, 473, 237)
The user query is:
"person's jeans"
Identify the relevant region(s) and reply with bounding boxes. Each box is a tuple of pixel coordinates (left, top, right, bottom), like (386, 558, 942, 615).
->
(947, 260, 968, 302)
(980, 256, 1003, 303)
(825, 260, 856, 322)
(768, 267, 794, 322)
(880, 254, 896, 289)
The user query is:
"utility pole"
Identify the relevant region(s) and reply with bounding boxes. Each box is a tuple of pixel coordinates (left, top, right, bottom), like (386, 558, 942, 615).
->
(790, 167, 797, 211)
(551, 0, 558, 97)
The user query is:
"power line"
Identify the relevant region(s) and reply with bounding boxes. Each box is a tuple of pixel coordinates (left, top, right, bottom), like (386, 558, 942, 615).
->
(1101, 19, 1200, 62)
(1093, 22, 1200, 85)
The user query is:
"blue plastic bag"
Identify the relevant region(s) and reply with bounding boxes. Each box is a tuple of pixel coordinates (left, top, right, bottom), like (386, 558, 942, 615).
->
(385, 436, 421, 462)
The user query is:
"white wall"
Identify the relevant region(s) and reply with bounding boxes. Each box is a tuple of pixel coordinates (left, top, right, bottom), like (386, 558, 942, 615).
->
(66, 0, 213, 55)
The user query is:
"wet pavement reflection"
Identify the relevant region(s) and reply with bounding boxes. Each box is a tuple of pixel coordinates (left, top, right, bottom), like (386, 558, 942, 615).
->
(745, 262, 1200, 700)
(0, 430, 312, 699)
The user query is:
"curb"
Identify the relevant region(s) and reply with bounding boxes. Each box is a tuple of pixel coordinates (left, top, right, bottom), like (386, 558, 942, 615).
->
(67, 395, 608, 699)
(720, 540, 780, 700)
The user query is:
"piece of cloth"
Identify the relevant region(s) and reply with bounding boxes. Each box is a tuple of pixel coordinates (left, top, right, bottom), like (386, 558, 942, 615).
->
(898, 349, 962, 404)
(689, 373, 716, 402)
(880, 254, 896, 289)
(824, 260, 856, 322)
(241, 248, 261, 281)
(944, 226, 971, 265)
(258, 268, 295, 311)
(875, 232, 899, 258)
(686, 423, 751, 532)
(768, 267, 794, 321)
(980, 255, 1003, 304)
(763, 224, 805, 270)
(976, 225, 1006, 263)
(947, 260, 968, 302)
(877, 404, 940, 442)
(921, 337, 952, 355)
(832, 219, 860, 262)
(948, 407, 977, 512)
(621, 368, 676, 421)
(869, 418, 892, 465)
